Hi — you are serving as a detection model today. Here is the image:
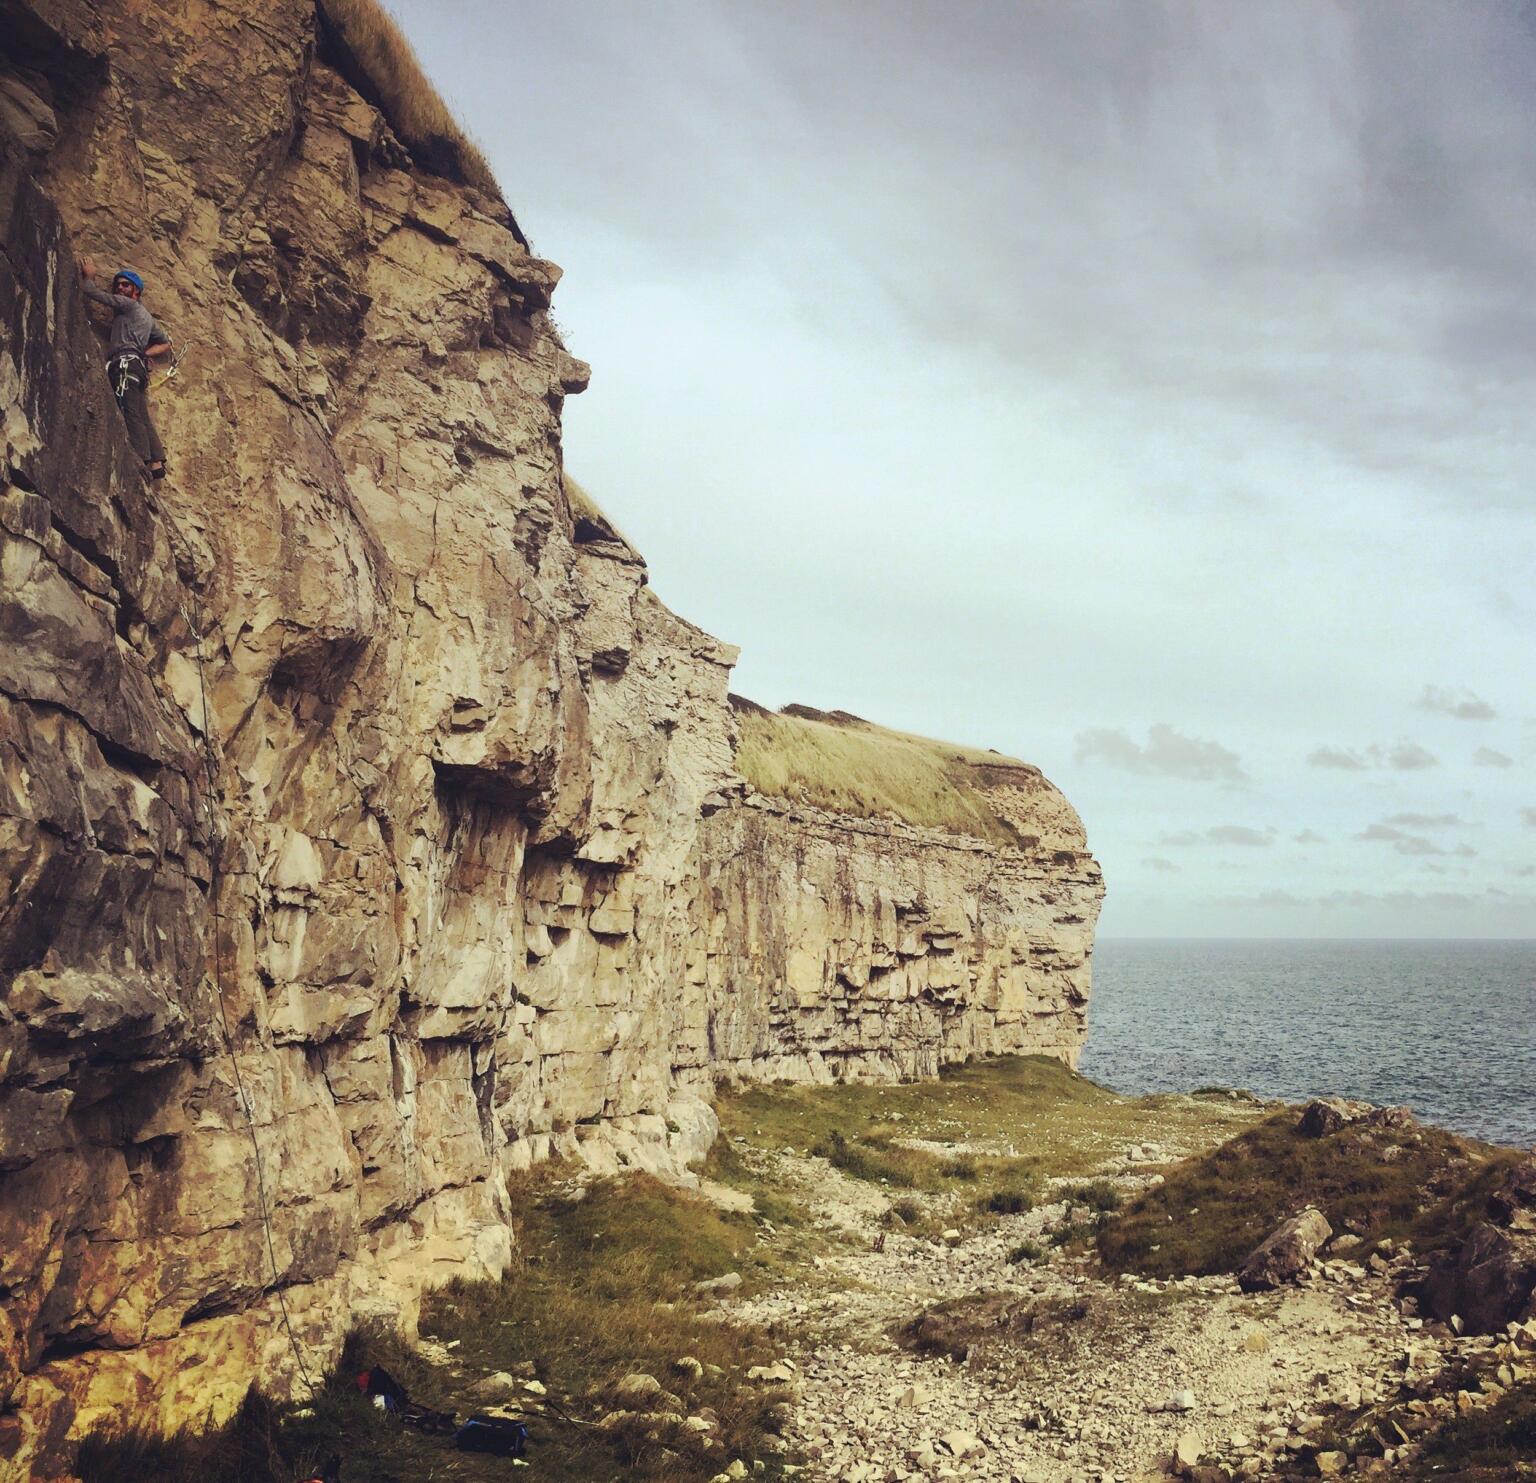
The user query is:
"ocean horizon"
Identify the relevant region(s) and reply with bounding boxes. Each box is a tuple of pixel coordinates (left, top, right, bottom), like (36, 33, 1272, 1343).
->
(1079, 935, 1536, 1148)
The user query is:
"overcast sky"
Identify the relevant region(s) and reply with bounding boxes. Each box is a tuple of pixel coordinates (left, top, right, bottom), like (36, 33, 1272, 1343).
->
(395, 0, 1534, 937)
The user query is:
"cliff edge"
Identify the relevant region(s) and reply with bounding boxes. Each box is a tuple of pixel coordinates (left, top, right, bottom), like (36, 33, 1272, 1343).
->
(0, 2, 1101, 1472)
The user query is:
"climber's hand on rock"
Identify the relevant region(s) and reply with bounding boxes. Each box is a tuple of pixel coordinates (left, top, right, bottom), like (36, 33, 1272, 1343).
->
(81, 257, 95, 280)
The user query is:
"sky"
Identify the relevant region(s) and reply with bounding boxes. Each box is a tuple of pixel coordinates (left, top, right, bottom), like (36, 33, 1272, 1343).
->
(393, 0, 1535, 938)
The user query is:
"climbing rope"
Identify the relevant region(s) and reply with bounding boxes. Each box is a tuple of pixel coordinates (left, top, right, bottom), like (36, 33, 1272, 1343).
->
(183, 586, 318, 1403)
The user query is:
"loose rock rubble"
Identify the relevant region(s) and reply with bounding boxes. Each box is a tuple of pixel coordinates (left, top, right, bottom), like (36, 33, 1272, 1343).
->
(724, 1144, 1530, 1481)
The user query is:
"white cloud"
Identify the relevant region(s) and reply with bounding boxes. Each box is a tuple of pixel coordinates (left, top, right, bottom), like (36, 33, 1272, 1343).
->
(1417, 684, 1496, 720)
(1307, 742, 1441, 771)
(1075, 724, 1247, 783)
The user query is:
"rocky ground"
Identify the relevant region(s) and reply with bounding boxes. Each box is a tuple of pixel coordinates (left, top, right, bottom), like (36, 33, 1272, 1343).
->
(714, 1128, 1535, 1483)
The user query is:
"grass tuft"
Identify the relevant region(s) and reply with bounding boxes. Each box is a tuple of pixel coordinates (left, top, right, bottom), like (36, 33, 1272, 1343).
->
(978, 1184, 1036, 1215)
(1061, 1179, 1122, 1213)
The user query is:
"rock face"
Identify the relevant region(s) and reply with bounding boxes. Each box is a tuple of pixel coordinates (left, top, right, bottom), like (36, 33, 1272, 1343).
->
(0, 1, 1101, 1472)
(695, 786, 1099, 1086)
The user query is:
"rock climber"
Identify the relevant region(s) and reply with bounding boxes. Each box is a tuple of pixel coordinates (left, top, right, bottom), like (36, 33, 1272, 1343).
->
(79, 258, 172, 478)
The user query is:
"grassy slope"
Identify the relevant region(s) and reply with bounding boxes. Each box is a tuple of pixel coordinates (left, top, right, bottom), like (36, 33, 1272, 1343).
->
(318, 0, 501, 201)
(1097, 1111, 1521, 1278)
(732, 702, 1027, 845)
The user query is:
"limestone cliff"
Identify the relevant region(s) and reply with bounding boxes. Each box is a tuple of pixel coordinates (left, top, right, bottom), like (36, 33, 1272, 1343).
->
(0, 2, 1100, 1473)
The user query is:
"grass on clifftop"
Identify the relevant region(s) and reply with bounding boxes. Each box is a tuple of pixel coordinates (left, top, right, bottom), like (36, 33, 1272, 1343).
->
(1097, 1111, 1522, 1278)
(731, 699, 1026, 844)
(318, 0, 502, 204)
(80, 1173, 789, 1483)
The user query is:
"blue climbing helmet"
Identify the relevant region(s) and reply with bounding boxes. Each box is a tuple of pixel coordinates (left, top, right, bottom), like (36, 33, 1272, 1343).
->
(113, 268, 144, 293)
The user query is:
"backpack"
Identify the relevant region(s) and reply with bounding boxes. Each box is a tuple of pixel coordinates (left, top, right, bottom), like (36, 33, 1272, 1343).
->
(355, 1366, 408, 1412)
(454, 1414, 529, 1457)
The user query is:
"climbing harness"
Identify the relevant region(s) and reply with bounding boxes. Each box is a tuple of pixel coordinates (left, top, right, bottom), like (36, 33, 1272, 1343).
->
(183, 587, 318, 1403)
(108, 350, 145, 401)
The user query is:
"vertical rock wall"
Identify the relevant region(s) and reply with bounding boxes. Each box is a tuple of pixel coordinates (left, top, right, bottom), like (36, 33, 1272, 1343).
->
(693, 775, 1101, 1087)
(0, 2, 1101, 1474)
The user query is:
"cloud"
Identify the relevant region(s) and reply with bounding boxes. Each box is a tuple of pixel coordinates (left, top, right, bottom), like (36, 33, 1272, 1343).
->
(1074, 723, 1247, 782)
(1294, 829, 1327, 843)
(1307, 745, 1368, 771)
(1474, 747, 1514, 768)
(1213, 887, 1534, 915)
(1158, 826, 1273, 847)
(1355, 822, 1477, 858)
(1384, 812, 1466, 828)
(1416, 684, 1497, 720)
(1142, 856, 1179, 873)
(1383, 743, 1441, 771)
(1306, 742, 1440, 771)
(1206, 824, 1275, 847)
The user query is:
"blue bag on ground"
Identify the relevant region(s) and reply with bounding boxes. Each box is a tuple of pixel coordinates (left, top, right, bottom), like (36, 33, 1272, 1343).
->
(454, 1414, 528, 1456)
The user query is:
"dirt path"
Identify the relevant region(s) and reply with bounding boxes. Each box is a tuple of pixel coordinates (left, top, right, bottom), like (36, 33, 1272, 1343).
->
(728, 1149, 1427, 1482)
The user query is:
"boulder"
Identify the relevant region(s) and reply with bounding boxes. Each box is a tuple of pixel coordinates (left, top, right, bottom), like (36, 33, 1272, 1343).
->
(613, 1372, 664, 1406)
(1297, 1099, 1362, 1137)
(1418, 1221, 1536, 1335)
(1237, 1207, 1332, 1292)
(469, 1370, 519, 1401)
(693, 1271, 743, 1296)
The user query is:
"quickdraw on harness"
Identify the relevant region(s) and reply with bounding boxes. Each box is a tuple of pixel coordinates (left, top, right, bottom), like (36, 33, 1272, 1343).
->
(151, 332, 197, 388)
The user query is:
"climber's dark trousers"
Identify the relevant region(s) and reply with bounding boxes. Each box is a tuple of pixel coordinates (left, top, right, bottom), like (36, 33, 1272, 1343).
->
(107, 354, 165, 466)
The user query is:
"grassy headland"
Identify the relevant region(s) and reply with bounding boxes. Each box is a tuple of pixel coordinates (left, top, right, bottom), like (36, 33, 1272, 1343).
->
(731, 699, 1033, 845)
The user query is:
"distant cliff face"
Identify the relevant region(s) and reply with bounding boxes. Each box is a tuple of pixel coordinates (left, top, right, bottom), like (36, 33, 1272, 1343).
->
(0, 2, 1099, 1474)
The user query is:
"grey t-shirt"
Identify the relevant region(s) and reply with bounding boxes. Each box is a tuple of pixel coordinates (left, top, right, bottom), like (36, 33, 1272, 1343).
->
(83, 282, 169, 360)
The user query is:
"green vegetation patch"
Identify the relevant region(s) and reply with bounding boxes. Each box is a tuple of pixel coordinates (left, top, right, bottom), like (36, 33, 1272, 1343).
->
(422, 1172, 787, 1479)
(731, 700, 1026, 844)
(1098, 1112, 1520, 1278)
(716, 1053, 1253, 1188)
(81, 1173, 790, 1483)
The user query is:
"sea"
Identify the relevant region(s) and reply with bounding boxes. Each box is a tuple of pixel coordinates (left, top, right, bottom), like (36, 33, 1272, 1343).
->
(1077, 938, 1536, 1149)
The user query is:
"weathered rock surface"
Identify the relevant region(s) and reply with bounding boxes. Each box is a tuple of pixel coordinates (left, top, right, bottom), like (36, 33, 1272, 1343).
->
(695, 787, 1100, 1088)
(0, 1, 1101, 1473)
(1236, 1208, 1333, 1293)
